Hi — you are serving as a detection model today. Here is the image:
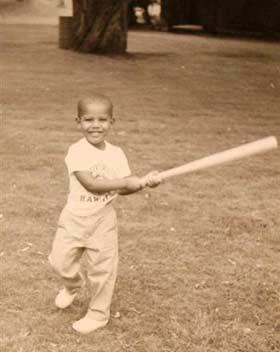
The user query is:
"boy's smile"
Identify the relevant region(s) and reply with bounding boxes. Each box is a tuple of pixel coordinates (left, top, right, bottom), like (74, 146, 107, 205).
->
(77, 102, 114, 149)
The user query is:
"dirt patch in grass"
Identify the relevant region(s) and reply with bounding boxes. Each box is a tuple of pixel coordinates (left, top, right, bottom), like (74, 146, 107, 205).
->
(1, 24, 280, 352)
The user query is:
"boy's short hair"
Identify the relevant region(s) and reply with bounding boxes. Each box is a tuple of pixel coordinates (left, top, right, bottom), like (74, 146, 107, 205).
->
(77, 95, 113, 118)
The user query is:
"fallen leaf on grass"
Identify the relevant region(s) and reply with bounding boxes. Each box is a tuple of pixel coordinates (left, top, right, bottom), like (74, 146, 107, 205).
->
(222, 281, 234, 286)
(21, 330, 31, 338)
(20, 247, 30, 252)
(129, 307, 142, 314)
(195, 281, 207, 289)
(243, 327, 252, 334)
(228, 258, 237, 266)
(114, 311, 121, 318)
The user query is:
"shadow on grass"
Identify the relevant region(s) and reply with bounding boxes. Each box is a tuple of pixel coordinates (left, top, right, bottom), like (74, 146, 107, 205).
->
(122, 52, 176, 61)
(205, 50, 278, 63)
(170, 25, 280, 44)
(76, 51, 176, 61)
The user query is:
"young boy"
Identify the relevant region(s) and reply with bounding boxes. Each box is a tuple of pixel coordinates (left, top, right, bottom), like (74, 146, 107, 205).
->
(49, 94, 160, 334)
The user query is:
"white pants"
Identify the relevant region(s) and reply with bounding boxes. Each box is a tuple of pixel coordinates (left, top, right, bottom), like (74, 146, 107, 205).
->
(49, 204, 118, 321)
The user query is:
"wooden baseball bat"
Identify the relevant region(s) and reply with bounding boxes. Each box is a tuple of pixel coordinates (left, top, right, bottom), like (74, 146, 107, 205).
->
(143, 136, 277, 183)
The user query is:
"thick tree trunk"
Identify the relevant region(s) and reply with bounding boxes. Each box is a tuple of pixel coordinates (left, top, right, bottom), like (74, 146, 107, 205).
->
(72, 0, 128, 54)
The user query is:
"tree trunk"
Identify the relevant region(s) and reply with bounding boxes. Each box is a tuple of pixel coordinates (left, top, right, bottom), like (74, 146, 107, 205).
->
(72, 0, 128, 54)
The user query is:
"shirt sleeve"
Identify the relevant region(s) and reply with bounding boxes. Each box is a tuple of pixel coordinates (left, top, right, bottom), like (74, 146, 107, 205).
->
(65, 145, 90, 174)
(116, 148, 131, 178)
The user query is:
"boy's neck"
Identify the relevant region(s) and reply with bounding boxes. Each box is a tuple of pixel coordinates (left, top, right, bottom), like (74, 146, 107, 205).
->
(85, 138, 106, 151)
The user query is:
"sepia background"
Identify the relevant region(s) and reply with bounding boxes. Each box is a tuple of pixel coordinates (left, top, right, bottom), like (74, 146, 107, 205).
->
(1, 1, 280, 351)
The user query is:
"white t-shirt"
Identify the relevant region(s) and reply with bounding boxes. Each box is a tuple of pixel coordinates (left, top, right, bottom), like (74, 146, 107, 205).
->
(64, 138, 131, 216)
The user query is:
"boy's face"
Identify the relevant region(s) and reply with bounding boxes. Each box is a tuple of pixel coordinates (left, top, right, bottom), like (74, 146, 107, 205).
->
(77, 102, 114, 149)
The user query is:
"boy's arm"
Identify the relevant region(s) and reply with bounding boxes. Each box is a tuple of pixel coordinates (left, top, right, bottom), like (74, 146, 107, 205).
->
(74, 171, 143, 194)
(118, 185, 140, 196)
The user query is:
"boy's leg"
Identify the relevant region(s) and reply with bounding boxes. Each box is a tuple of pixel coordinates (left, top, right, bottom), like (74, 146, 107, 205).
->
(72, 206, 118, 333)
(49, 209, 85, 294)
(86, 239, 118, 321)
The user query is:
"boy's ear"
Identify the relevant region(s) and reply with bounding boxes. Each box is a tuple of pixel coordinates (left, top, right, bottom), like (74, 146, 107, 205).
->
(110, 117, 116, 125)
(75, 117, 81, 128)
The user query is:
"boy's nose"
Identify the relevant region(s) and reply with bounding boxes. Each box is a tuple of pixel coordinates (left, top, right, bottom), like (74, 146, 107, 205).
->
(91, 120, 100, 127)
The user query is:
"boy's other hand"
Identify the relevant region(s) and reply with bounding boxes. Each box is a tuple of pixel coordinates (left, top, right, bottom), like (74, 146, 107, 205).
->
(142, 171, 161, 188)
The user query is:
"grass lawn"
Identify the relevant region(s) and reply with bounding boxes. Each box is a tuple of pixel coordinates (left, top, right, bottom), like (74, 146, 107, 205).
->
(1, 24, 280, 352)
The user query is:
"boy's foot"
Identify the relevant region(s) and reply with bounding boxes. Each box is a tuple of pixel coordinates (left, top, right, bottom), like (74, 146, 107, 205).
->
(55, 288, 77, 309)
(72, 316, 108, 334)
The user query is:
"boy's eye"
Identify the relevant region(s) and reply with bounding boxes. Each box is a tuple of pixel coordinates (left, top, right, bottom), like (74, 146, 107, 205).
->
(83, 116, 109, 122)
(83, 117, 93, 122)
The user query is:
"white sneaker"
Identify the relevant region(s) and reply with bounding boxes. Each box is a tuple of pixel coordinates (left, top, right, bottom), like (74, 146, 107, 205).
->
(72, 316, 108, 334)
(55, 288, 77, 309)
